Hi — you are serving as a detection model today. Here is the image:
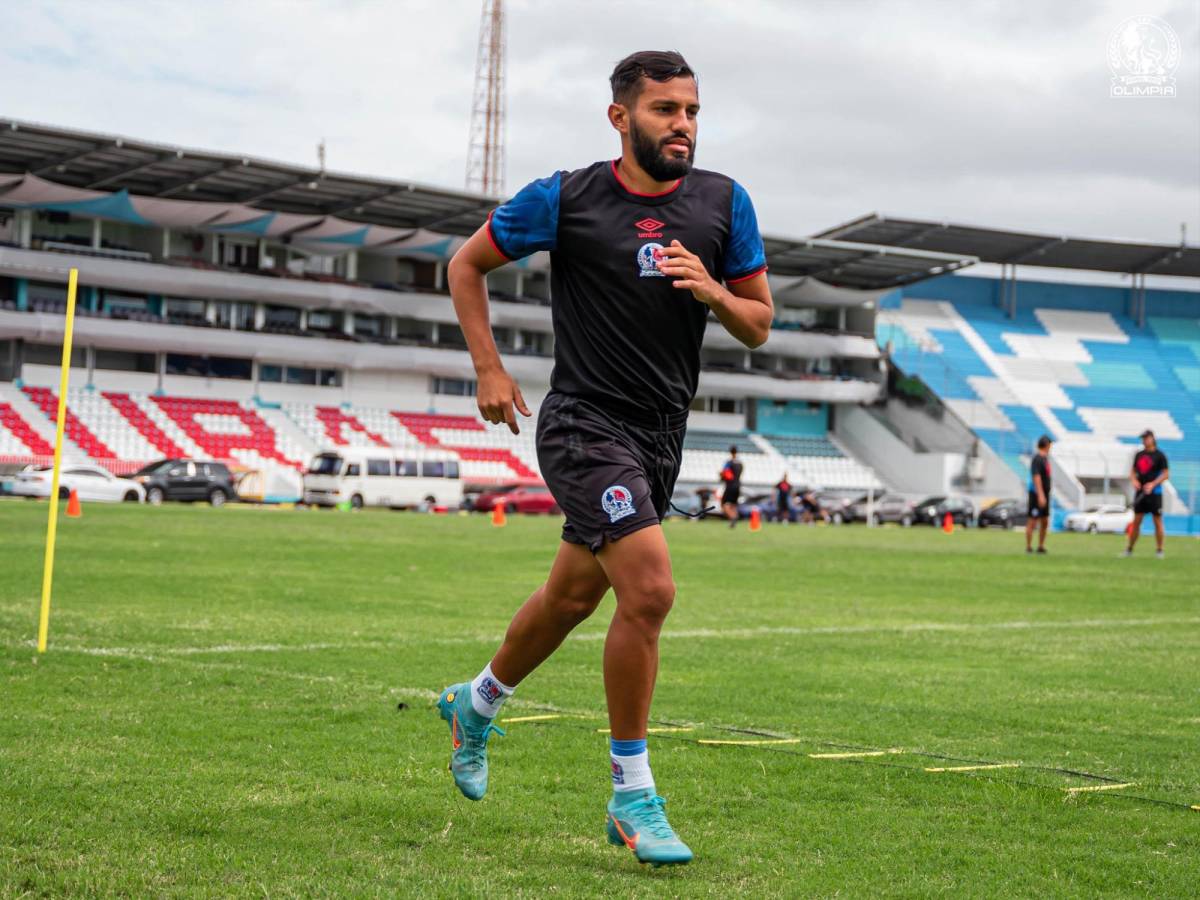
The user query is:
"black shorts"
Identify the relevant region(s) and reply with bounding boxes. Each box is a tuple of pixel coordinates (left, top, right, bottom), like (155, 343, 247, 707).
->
(723, 485, 741, 506)
(1027, 492, 1049, 519)
(1133, 492, 1162, 515)
(536, 391, 685, 553)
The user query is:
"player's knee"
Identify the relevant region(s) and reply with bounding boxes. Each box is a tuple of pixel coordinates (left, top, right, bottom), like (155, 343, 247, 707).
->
(623, 573, 676, 624)
(544, 582, 603, 625)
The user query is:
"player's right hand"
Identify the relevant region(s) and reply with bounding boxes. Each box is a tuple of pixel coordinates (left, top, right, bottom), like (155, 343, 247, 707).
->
(477, 368, 531, 434)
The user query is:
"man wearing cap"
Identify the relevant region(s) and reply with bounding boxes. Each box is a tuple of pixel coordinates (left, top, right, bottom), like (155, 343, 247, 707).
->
(1121, 430, 1170, 559)
(1025, 435, 1053, 554)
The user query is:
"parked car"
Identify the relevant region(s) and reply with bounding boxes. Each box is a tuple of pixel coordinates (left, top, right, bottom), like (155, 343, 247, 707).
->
(735, 493, 775, 521)
(1062, 504, 1132, 534)
(664, 488, 707, 518)
(849, 493, 916, 526)
(813, 491, 856, 525)
(490, 485, 560, 515)
(12, 464, 144, 503)
(472, 483, 522, 512)
(977, 499, 1027, 529)
(128, 459, 237, 507)
(912, 495, 976, 526)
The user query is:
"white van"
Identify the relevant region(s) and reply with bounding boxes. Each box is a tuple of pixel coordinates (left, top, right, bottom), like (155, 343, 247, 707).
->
(303, 448, 465, 510)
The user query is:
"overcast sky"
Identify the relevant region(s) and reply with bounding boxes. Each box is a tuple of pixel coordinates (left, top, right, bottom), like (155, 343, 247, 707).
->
(6, 0, 1199, 247)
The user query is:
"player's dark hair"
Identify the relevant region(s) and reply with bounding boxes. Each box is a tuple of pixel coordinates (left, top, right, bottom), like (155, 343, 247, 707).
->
(610, 50, 696, 106)
(729, 445, 738, 456)
(1037, 435, 1052, 449)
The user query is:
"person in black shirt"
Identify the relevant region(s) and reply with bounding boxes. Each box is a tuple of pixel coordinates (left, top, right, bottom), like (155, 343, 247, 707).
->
(1121, 429, 1170, 558)
(436, 50, 772, 866)
(1025, 434, 1053, 554)
(720, 446, 744, 528)
(775, 473, 793, 524)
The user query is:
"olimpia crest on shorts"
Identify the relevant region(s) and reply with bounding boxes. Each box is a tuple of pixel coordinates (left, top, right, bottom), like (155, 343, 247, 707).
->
(601, 484, 636, 522)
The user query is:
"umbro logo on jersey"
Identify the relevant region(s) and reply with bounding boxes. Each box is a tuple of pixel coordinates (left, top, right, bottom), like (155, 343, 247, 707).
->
(636, 217, 665, 238)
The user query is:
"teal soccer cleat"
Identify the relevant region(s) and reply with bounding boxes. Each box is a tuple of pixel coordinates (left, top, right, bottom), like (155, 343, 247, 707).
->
(606, 790, 694, 867)
(437, 683, 505, 801)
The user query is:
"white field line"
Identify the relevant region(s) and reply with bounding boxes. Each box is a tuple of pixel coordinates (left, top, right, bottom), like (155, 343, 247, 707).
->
(8, 614, 1199, 660)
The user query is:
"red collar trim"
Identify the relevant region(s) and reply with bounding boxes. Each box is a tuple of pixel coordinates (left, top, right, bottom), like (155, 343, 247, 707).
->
(610, 159, 682, 197)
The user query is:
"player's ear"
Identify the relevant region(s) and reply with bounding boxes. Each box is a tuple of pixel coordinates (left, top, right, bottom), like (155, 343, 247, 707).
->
(607, 103, 629, 135)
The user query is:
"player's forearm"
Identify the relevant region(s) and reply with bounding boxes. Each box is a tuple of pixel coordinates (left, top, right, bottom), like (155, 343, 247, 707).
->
(709, 291, 771, 349)
(448, 259, 506, 376)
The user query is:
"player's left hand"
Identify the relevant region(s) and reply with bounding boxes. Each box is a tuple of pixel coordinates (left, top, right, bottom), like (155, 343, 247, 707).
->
(657, 240, 723, 306)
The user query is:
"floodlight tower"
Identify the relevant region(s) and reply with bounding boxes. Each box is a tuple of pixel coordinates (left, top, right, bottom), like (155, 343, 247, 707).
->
(465, 0, 506, 195)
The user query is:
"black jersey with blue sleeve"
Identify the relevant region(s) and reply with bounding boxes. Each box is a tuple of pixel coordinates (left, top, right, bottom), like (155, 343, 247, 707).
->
(485, 160, 767, 417)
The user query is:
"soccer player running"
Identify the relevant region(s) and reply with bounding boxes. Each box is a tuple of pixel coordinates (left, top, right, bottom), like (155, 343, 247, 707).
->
(1121, 429, 1170, 559)
(719, 445, 744, 528)
(1025, 434, 1052, 554)
(436, 50, 772, 867)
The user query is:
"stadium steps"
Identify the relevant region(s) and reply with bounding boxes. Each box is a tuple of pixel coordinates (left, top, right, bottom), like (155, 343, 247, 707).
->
(255, 406, 320, 463)
(393, 411, 539, 480)
(102, 392, 189, 459)
(884, 299, 1198, 508)
(0, 383, 65, 455)
(7, 384, 95, 462)
(67, 390, 162, 462)
(145, 396, 304, 470)
(0, 400, 55, 456)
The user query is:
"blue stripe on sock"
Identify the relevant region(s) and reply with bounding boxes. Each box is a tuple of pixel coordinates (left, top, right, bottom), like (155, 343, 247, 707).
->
(610, 738, 647, 756)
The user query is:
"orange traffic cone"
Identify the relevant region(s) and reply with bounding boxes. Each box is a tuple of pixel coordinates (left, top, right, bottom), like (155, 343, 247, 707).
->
(492, 501, 507, 527)
(942, 511, 954, 534)
(749, 507, 762, 532)
(66, 488, 82, 518)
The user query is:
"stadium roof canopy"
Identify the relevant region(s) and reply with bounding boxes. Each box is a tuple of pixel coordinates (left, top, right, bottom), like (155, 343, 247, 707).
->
(0, 119, 497, 236)
(815, 213, 1200, 279)
(761, 236, 975, 289)
(0, 119, 974, 288)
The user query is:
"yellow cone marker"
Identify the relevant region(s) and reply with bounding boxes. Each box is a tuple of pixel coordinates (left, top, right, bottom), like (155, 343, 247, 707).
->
(37, 267, 79, 654)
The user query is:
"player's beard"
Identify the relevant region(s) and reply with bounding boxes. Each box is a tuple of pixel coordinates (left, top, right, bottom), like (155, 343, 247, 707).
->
(629, 115, 694, 182)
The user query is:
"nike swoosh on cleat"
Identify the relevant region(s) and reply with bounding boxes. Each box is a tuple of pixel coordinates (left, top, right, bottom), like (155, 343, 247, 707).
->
(610, 814, 638, 850)
(451, 712, 462, 750)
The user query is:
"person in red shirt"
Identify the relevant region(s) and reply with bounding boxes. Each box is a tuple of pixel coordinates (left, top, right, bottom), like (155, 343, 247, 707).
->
(1121, 429, 1170, 559)
(720, 446, 744, 528)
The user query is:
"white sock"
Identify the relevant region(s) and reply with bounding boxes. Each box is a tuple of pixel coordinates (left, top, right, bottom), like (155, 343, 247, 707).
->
(469, 662, 514, 718)
(610, 738, 655, 793)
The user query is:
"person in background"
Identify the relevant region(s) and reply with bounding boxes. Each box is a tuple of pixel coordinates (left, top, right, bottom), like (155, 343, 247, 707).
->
(799, 487, 822, 524)
(1121, 429, 1169, 559)
(720, 445, 743, 528)
(1025, 434, 1052, 554)
(774, 473, 793, 524)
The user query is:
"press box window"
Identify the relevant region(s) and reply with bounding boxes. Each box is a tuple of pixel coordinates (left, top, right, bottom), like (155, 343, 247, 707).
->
(432, 377, 477, 397)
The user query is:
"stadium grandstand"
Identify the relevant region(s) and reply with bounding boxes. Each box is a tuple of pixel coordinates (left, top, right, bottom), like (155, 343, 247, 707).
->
(1, 120, 1197, 529)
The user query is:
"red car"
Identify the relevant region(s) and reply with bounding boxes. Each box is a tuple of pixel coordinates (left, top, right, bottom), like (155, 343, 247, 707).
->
(490, 485, 560, 515)
(473, 483, 520, 512)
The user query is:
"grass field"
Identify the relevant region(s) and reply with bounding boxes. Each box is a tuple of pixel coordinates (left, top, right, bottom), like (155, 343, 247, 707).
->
(1, 501, 1197, 897)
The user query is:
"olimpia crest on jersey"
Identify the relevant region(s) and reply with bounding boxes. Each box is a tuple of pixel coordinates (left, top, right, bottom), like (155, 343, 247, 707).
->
(637, 242, 666, 277)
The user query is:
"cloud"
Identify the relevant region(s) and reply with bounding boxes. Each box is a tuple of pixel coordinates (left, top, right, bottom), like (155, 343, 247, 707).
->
(4, 0, 1197, 244)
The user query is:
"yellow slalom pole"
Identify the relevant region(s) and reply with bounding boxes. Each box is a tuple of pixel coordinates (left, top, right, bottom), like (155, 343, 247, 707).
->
(37, 267, 79, 654)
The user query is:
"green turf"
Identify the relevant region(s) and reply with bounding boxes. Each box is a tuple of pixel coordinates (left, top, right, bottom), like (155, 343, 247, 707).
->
(1, 501, 1197, 897)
